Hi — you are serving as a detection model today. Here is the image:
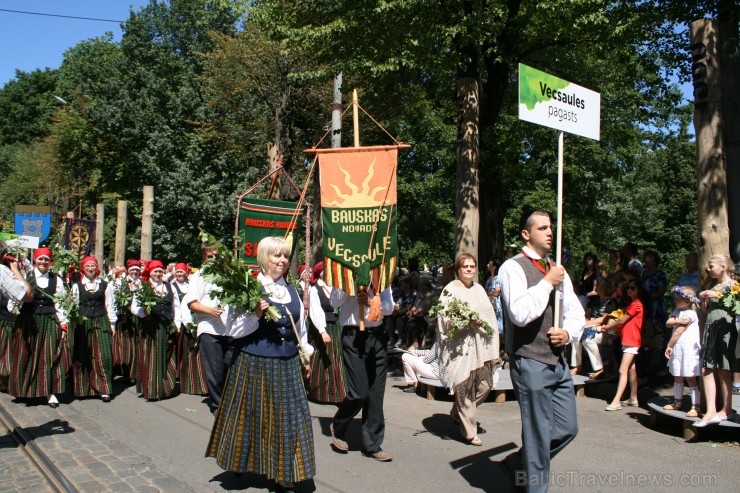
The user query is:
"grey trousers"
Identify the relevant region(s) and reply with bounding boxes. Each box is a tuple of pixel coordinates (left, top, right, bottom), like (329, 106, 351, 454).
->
(509, 356, 578, 493)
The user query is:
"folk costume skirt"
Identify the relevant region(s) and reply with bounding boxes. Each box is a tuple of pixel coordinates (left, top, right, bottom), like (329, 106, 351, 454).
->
(136, 316, 178, 400)
(0, 318, 16, 391)
(71, 315, 114, 397)
(113, 312, 138, 381)
(9, 312, 68, 398)
(178, 329, 208, 395)
(206, 351, 316, 483)
(307, 321, 347, 403)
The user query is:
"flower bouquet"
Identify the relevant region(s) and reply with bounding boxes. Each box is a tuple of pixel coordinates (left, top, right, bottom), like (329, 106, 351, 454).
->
(718, 280, 740, 315)
(198, 231, 280, 322)
(429, 289, 495, 337)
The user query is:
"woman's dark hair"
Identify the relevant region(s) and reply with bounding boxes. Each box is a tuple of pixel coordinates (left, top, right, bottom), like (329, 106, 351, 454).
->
(643, 248, 662, 267)
(582, 253, 599, 271)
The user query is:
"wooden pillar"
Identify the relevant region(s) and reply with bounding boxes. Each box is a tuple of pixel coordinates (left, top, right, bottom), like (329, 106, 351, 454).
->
(691, 19, 730, 268)
(95, 203, 104, 267)
(141, 186, 153, 261)
(114, 200, 127, 266)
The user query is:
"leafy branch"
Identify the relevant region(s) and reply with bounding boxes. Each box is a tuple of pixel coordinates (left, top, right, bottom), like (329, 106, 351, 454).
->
(429, 289, 494, 337)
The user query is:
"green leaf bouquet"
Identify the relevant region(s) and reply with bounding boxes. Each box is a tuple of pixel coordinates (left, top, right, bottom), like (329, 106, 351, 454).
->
(198, 231, 280, 322)
(429, 289, 494, 338)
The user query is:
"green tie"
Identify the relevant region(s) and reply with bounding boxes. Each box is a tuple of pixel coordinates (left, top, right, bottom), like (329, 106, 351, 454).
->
(538, 259, 549, 272)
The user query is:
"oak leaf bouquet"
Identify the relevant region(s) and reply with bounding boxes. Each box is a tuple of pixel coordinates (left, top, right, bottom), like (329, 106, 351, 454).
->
(429, 289, 494, 338)
(198, 231, 280, 322)
(37, 286, 85, 326)
(134, 280, 160, 316)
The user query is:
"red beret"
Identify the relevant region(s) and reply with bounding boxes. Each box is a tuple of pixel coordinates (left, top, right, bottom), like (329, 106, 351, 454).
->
(175, 262, 188, 273)
(298, 264, 307, 276)
(311, 261, 324, 285)
(81, 256, 97, 267)
(34, 248, 53, 261)
(147, 260, 165, 272)
(126, 259, 141, 270)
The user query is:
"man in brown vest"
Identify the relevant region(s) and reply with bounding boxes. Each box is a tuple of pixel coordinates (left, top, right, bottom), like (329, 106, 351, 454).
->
(498, 209, 585, 492)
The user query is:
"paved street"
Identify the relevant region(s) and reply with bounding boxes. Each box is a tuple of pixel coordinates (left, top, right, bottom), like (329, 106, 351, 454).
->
(0, 367, 739, 492)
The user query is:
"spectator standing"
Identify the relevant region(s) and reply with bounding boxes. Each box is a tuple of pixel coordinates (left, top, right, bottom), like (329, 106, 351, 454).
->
(694, 254, 737, 427)
(676, 252, 701, 295)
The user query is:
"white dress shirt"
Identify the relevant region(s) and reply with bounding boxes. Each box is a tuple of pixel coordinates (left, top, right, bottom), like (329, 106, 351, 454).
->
(330, 285, 394, 328)
(308, 280, 334, 333)
(498, 246, 584, 346)
(131, 279, 182, 325)
(181, 272, 250, 338)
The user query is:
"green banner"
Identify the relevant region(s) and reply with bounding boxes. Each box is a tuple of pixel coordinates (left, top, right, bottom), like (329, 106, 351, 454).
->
(237, 197, 303, 266)
(322, 206, 397, 270)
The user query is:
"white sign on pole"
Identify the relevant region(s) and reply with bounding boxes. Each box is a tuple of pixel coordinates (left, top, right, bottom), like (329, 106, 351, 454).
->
(5, 235, 40, 249)
(518, 63, 601, 141)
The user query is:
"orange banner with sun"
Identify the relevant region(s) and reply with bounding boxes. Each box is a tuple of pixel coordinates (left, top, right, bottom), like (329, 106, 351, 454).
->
(318, 146, 399, 295)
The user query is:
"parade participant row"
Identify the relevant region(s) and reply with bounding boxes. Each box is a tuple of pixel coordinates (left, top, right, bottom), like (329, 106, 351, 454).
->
(0, 249, 207, 407)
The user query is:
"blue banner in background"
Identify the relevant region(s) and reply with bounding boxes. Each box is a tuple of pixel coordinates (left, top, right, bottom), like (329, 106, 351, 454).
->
(14, 205, 52, 243)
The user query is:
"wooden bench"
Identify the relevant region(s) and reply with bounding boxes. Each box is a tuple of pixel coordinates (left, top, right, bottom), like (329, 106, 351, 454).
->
(416, 369, 588, 401)
(647, 395, 740, 441)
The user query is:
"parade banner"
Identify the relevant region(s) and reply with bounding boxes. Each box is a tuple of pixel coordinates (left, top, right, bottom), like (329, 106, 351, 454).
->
(237, 197, 303, 267)
(518, 63, 601, 141)
(14, 205, 52, 243)
(64, 218, 95, 255)
(318, 146, 399, 295)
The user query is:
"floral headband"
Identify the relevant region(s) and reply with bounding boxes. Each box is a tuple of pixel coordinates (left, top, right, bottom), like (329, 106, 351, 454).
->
(671, 285, 700, 305)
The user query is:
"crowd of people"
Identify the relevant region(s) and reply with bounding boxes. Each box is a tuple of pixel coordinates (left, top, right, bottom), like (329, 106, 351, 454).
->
(2, 218, 740, 493)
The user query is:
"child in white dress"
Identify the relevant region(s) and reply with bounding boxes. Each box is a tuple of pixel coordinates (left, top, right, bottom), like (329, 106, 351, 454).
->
(663, 286, 702, 417)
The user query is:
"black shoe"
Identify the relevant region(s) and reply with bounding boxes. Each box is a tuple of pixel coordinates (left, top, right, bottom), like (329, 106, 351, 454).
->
(49, 402, 59, 409)
(101, 395, 111, 403)
(477, 423, 486, 435)
(402, 386, 417, 393)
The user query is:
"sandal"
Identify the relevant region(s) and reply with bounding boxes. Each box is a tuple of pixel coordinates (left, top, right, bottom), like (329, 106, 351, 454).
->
(663, 401, 682, 411)
(468, 436, 482, 446)
(686, 408, 700, 418)
(588, 369, 605, 380)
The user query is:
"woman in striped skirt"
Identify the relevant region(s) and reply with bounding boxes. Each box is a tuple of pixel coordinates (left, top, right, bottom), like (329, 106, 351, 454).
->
(172, 263, 207, 395)
(9, 248, 69, 408)
(71, 257, 117, 402)
(0, 294, 19, 391)
(306, 261, 347, 403)
(113, 259, 141, 383)
(131, 260, 179, 400)
(206, 236, 315, 490)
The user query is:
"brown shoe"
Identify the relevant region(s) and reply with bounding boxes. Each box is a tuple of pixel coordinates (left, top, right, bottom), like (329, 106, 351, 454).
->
(363, 449, 393, 462)
(329, 423, 348, 452)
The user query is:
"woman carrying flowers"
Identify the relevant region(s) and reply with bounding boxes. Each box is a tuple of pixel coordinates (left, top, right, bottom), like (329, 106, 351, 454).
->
(112, 259, 141, 383)
(9, 247, 69, 408)
(131, 260, 180, 400)
(71, 256, 117, 402)
(436, 253, 499, 447)
(206, 236, 314, 491)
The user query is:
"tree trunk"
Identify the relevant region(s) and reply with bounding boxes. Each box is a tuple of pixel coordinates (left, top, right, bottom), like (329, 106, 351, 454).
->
(454, 75, 480, 262)
(691, 19, 730, 269)
(718, 2, 740, 260)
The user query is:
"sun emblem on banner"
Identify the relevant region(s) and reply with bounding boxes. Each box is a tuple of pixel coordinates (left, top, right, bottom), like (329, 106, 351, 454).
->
(324, 158, 393, 207)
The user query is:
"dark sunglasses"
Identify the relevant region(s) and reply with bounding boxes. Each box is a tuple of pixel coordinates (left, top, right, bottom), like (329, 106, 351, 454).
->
(626, 285, 637, 291)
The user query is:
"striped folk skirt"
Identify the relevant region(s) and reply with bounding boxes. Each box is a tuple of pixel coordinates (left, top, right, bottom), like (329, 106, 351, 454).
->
(8, 312, 68, 398)
(206, 352, 316, 483)
(0, 318, 16, 392)
(178, 330, 208, 395)
(71, 315, 114, 397)
(136, 317, 178, 400)
(307, 322, 347, 403)
(113, 313, 138, 381)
